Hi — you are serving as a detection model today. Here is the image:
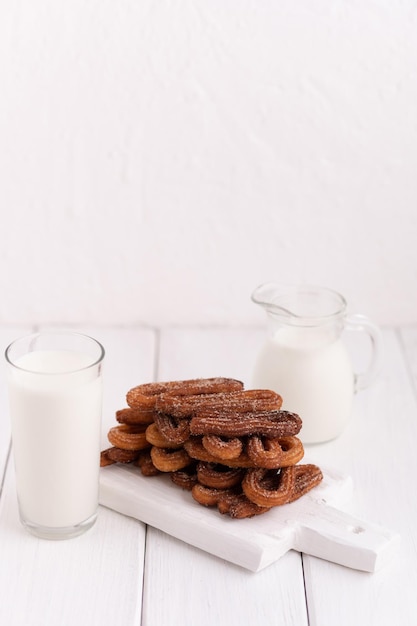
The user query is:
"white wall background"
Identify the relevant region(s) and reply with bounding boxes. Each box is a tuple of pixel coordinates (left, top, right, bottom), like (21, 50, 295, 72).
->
(1, 0, 416, 328)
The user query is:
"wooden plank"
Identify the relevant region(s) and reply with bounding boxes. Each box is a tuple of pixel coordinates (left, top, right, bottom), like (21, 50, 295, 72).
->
(0, 465, 145, 625)
(143, 527, 307, 626)
(301, 328, 417, 625)
(142, 326, 309, 626)
(0, 327, 156, 626)
(2, 324, 414, 624)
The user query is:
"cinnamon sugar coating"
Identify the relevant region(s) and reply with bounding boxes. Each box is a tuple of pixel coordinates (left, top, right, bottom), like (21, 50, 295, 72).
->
(145, 423, 181, 449)
(246, 435, 285, 469)
(126, 377, 244, 409)
(242, 465, 296, 507)
(100, 448, 117, 467)
(217, 491, 272, 519)
(150, 446, 192, 472)
(116, 407, 156, 425)
(134, 450, 161, 476)
(196, 462, 245, 489)
(201, 435, 243, 460)
(292, 464, 324, 501)
(157, 389, 282, 418)
(242, 464, 323, 508)
(191, 484, 271, 518)
(105, 446, 141, 464)
(184, 435, 304, 469)
(107, 424, 150, 451)
(170, 462, 198, 490)
(190, 409, 302, 438)
(101, 376, 323, 519)
(153, 413, 190, 445)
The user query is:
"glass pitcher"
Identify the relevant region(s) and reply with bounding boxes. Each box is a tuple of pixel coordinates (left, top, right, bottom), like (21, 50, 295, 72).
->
(251, 283, 382, 444)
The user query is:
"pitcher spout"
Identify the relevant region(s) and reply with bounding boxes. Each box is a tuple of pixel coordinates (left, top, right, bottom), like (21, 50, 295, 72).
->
(251, 283, 295, 317)
(251, 283, 347, 325)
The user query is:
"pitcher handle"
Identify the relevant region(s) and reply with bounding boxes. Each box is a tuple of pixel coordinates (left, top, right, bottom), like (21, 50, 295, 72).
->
(345, 314, 383, 392)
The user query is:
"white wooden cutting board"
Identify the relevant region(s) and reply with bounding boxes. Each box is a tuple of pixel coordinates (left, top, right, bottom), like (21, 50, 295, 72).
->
(99, 463, 399, 573)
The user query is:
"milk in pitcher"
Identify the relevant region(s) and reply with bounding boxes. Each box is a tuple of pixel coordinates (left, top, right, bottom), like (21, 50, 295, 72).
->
(253, 326, 355, 443)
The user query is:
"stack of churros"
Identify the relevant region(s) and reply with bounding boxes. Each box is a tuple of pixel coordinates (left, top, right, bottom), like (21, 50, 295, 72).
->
(101, 377, 323, 519)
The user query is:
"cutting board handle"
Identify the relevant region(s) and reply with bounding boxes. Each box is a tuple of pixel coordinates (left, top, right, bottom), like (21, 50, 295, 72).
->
(293, 501, 400, 572)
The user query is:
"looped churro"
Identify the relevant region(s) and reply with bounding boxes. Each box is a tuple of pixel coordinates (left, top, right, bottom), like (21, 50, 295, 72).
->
(292, 464, 324, 501)
(104, 446, 141, 464)
(242, 465, 296, 507)
(217, 491, 271, 519)
(246, 435, 284, 469)
(191, 484, 271, 518)
(107, 424, 150, 451)
(157, 389, 282, 419)
(116, 407, 156, 425)
(276, 436, 304, 466)
(191, 484, 237, 508)
(150, 446, 192, 472)
(184, 436, 253, 467)
(170, 462, 198, 490)
(126, 377, 244, 409)
(190, 409, 301, 438)
(134, 450, 161, 476)
(100, 448, 117, 466)
(184, 436, 304, 468)
(196, 462, 244, 489)
(201, 435, 243, 460)
(145, 423, 181, 449)
(101, 375, 324, 520)
(153, 413, 190, 445)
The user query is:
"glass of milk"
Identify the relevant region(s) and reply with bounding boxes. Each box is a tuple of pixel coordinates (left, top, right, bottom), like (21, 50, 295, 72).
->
(5, 331, 105, 540)
(251, 284, 382, 444)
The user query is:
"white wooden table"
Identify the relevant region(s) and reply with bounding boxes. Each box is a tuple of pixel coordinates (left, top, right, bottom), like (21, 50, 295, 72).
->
(1, 324, 416, 625)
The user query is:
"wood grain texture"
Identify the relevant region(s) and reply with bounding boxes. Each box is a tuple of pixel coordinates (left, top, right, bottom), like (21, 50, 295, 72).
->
(0, 325, 416, 626)
(0, 326, 155, 626)
(302, 328, 417, 626)
(144, 325, 309, 626)
(0, 464, 146, 625)
(143, 526, 308, 626)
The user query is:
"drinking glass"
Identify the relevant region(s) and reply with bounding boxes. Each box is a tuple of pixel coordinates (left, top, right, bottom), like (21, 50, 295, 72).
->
(5, 331, 105, 539)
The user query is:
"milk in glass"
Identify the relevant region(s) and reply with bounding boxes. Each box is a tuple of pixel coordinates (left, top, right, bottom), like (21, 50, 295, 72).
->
(7, 340, 103, 539)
